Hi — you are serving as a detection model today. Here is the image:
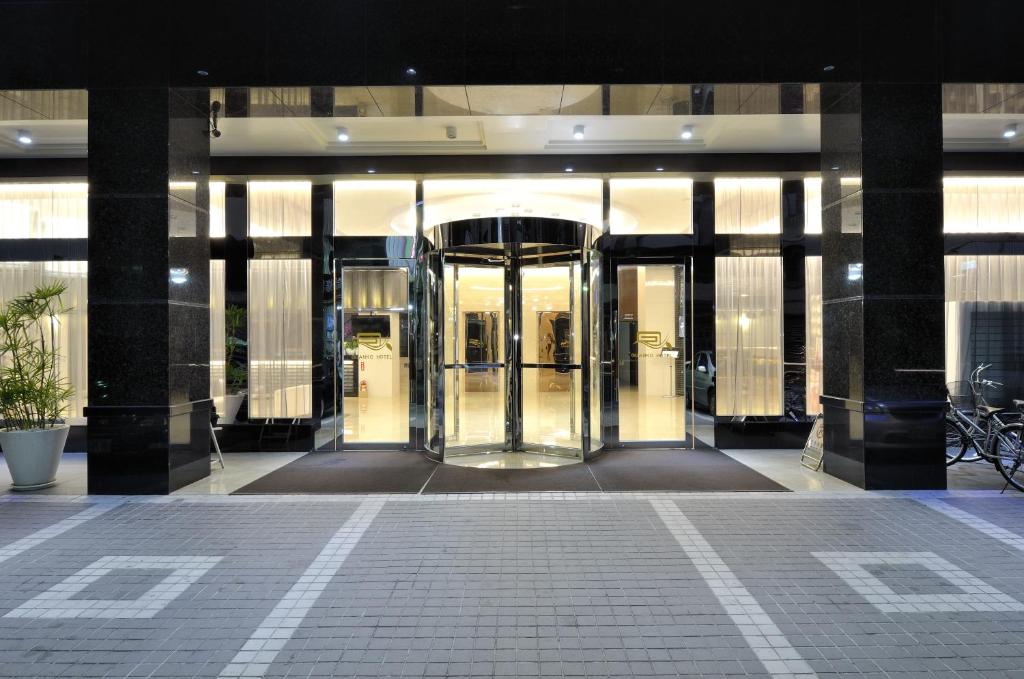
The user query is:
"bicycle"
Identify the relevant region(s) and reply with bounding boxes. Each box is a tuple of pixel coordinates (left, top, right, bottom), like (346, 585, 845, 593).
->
(945, 364, 1024, 492)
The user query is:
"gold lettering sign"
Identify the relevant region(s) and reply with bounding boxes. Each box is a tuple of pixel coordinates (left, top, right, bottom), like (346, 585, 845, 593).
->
(356, 332, 392, 352)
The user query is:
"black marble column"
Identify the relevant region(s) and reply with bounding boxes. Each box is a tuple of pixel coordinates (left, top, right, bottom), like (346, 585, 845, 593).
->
(86, 87, 212, 494)
(819, 83, 946, 490)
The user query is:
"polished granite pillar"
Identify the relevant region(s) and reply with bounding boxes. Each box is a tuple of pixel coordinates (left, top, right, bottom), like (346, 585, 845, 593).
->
(819, 83, 946, 490)
(86, 87, 212, 494)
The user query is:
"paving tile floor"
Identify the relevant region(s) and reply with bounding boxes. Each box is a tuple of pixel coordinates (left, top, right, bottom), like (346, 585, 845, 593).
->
(1, 491, 1024, 678)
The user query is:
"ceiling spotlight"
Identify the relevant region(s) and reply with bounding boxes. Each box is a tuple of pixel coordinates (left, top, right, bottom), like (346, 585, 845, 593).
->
(564, 166, 574, 173)
(337, 127, 350, 142)
(196, 69, 209, 77)
(1003, 123, 1019, 139)
(655, 167, 664, 172)
(16, 129, 32, 145)
(823, 64, 835, 72)
(405, 67, 417, 76)
(445, 125, 457, 140)
(573, 124, 585, 140)
(680, 125, 694, 140)
(367, 168, 376, 174)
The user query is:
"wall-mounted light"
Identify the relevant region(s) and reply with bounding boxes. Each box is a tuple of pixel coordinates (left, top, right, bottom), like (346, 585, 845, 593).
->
(572, 124, 585, 140)
(337, 127, 350, 142)
(680, 125, 694, 140)
(1003, 123, 1019, 139)
(16, 129, 32, 145)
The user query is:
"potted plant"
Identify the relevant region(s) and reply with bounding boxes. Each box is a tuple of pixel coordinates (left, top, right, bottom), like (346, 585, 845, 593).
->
(0, 282, 74, 490)
(220, 304, 247, 424)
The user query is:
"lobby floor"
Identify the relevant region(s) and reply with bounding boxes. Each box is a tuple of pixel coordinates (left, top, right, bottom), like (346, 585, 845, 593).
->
(1, 489, 1024, 678)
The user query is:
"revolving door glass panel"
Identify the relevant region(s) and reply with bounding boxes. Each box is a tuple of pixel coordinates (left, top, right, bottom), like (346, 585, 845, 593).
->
(435, 246, 596, 464)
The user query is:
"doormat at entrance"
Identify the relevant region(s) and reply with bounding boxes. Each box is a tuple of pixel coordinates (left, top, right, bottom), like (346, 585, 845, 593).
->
(588, 448, 789, 492)
(422, 462, 601, 493)
(231, 451, 436, 494)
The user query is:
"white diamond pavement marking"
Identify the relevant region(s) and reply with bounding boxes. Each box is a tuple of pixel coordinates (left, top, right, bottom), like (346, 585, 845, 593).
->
(650, 498, 817, 679)
(217, 497, 386, 679)
(917, 497, 1024, 552)
(813, 550, 1024, 613)
(0, 500, 123, 565)
(4, 554, 222, 619)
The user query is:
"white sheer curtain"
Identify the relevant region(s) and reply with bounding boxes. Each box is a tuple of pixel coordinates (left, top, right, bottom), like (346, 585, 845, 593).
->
(209, 260, 226, 415)
(715, 256, 783, 416)
(0, 183, 88, 238)
(608, 178, 693, 234)
(248, 259, 312, 419)
(247, 181, 311, 237)
(804, 177, 822, 235)
(210, 181, 226, 237)
(945, 255, 1024, 387)
(944, 178, 1024, 233)
(334, 180, 417, 236)
(714, 178, 782, 234)
(0, 261, 88, 421)
(805, 256, 823, 415)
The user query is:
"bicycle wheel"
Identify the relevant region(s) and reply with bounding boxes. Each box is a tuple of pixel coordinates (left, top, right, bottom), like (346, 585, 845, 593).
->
(994, 422, 1024, 492)
(945, 417, 968, 466)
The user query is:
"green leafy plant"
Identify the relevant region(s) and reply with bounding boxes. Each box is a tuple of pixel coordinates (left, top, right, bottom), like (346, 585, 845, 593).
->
(0, 282, 74, 431)
(225, 304, 247, 394)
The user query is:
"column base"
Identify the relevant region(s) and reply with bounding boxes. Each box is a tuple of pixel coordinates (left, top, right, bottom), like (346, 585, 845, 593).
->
(85, 400, 213, 494)
(821, 396, 946, 490)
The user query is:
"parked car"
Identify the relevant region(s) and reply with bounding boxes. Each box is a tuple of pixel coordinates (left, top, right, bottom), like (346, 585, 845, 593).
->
(685, 350, 716, 413)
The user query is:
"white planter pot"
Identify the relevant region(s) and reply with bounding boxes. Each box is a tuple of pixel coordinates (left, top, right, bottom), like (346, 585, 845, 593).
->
(0, 424, 69, 491)
(220, 393, 245, 424)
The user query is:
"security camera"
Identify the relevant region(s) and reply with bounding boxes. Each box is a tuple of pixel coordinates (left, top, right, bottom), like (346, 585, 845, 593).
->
(445, 125, 457, 140)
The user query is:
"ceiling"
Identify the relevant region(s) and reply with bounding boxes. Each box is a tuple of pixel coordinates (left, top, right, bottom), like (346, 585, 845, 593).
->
(0, 113, 1022, 159)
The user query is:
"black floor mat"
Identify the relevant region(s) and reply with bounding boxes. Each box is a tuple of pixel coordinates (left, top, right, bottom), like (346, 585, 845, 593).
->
(233, 447, 788, 494)
(231, 451, 436, 494)
(422, 462, 600, 493)
(589, 448, 789, 492)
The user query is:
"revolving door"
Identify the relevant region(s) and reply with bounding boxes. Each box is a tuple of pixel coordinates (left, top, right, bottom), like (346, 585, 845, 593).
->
(425, 218, 602, 467)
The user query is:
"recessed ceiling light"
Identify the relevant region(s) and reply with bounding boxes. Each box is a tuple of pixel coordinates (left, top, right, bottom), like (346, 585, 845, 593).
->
(367, 168, 376, 174)
(823, 64, 835, 72)
(572, 124, 585, 140)
(405, 67, 417, 76)
(830, 165, 840, 171)
(337, 126, 350, 142)
(564, 167, 574, 173)
(1003, 123, 1019, 139)
(196, 69, 209, 77)
(655, 167, 664, 172)
(680, 125, 694, 140)
(16, 129, 32, 145)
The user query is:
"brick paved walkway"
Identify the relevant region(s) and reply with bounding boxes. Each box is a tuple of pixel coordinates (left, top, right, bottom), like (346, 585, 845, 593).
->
(1, 492, 1023, 678)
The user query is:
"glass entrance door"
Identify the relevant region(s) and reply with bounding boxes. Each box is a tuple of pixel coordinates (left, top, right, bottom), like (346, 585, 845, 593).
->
(433, 246, 594, 464)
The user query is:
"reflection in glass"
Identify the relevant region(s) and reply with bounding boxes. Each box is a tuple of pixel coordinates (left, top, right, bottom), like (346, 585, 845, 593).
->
(617, 264, 686, 441)
(444, 367, 505, 448)
(805, 257, 823, 415)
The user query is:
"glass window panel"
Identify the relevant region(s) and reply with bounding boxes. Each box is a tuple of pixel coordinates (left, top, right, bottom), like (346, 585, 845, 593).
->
(944, 178, 1024, 233)
(333, 86, 415, 117)
(713, 178, 782, 234)
(334, 180, 416, 237)
(0, 183, 88, 238)
(805, 256, 823, 415)
(521, 264, 580, 365)
(589, 252, 602, 451)
(804, 177, 822, 235)
(209, 260, 226, 415)
(444, 265, 505, 366)
(715, 257, 783, 416)
(521, 367, 581, 450)
(608, 84, 693, 115)
(339, 267, 409, 443)
(609, 178, 693, 234)
(945, 255, 1024, 407)
(247, 259, 312, 418)
(210, 181, 226, 237)
(248, 181, 311, 237)
(616, 264, 687, 441)
(0, 261, 87, 420)
(424, 178, 602, 229)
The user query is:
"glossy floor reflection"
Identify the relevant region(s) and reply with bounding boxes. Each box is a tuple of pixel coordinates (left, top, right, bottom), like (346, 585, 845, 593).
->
(443, 451, 581, 469)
